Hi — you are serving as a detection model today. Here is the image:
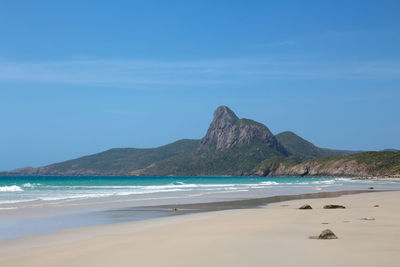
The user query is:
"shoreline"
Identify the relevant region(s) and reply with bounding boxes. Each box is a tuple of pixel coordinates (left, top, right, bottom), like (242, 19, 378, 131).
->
(2, 175, 400, 187)
(351, 176, 400, 182)
(0, 190, 399, 266)
(0, 189, 381, 242)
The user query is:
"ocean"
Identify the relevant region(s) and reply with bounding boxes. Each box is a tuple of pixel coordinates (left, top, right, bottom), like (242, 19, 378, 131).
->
(1, 176, 398, 210)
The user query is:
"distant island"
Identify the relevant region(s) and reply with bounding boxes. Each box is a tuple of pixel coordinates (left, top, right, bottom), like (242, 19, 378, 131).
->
(2, 106, 399, 177)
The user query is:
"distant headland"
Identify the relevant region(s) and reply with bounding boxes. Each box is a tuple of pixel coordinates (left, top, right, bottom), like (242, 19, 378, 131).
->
(1, 106, 399, 178)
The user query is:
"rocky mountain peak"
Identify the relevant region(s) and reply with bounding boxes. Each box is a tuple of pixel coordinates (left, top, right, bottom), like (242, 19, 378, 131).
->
(200, 106, 287, 154)
(213, 105, 239, 125)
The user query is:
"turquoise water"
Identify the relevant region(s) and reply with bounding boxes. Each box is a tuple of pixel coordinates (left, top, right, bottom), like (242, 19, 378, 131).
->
(1, 176, 398, 210)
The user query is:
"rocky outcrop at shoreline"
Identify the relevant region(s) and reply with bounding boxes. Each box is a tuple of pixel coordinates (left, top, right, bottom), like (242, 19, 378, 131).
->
(253, 151, 400, 178)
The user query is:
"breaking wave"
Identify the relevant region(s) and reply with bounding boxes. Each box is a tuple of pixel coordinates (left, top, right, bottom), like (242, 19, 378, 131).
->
(0, 185, 23, 192)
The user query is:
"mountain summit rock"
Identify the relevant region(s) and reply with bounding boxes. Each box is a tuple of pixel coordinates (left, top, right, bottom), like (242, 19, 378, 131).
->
(200, 106, 286, 154)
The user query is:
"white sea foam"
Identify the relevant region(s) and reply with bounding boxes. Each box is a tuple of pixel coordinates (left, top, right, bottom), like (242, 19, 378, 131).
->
(22, 183, 40, 188)
(311, 180, 335, 185)
(36, 188, 188, 202)
(260, 181, 279, 185)
(0, 185, 23, 192)
(0, 199, 37, 205)
(0, 207, 17, 210)
(40, 183, 237, 190)
(32, 181, 303, 191)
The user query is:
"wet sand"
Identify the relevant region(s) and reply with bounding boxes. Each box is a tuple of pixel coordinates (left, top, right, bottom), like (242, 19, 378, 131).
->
(0, 190, 373, 241)
(1, 191, 399, 266)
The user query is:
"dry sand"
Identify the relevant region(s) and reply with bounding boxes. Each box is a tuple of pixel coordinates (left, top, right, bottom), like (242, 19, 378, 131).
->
(0, 191, 399, 267)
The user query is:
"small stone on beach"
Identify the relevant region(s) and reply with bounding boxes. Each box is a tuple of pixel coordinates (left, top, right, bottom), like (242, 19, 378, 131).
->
(369, 187, 374, 190)
(374, 205, 379, 207)
(172, 208, 179, 212)
(299, 204, 312, 210)
(310, 229, 338, 240)
(318, 229, 338, 239)
(323, 204, 346, 209)
(321, 222, 329, 224)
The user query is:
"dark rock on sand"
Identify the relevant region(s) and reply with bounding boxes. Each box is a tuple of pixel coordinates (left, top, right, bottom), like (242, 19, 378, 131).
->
(299, 204, 312, 209)
(323, 204, 346, 209)
(318, 229, 338, 239)
(369, 187, 374, 190)
(374, 205, 380, 207)
(310, 229, 339, 239)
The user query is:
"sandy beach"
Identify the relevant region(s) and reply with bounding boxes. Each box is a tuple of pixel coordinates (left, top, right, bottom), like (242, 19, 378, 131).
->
(0, 191, 399, 267)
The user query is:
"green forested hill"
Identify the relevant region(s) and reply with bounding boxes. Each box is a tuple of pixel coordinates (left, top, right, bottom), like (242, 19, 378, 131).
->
(139, 142, 286, 176)
(11, 139, 200, 175)
(275, 131, 356, 161)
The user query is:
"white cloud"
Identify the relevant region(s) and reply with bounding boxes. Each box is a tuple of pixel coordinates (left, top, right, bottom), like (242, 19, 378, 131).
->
(0, 57, 399, 89)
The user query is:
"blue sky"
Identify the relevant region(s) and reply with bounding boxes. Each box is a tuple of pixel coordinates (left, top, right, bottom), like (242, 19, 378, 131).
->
(1, 0, 399, 170)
